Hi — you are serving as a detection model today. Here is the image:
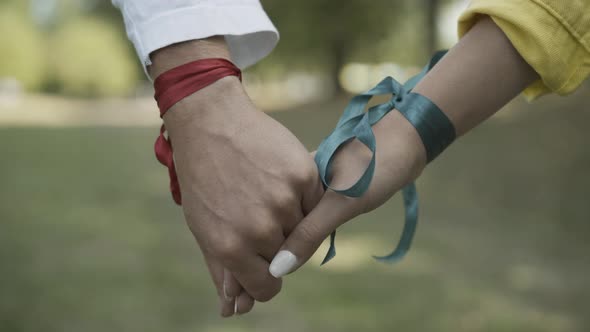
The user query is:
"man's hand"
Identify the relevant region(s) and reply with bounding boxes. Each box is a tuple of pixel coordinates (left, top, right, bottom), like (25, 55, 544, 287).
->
(150, 38, 323, 317)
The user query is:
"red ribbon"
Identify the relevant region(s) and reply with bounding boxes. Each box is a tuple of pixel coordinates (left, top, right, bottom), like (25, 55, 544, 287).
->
(153, 58, 242, 205)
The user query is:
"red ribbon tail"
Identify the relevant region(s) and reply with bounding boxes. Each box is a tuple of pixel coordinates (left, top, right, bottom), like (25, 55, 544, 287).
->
(154, 124, 182, 205)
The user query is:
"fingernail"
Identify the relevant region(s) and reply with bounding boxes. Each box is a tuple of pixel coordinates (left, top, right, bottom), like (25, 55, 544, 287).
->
(269, 250, 297, 278)
(234, 298, 239, 315)
(223, 282, 232, 301)
(219, 298, 231, 318)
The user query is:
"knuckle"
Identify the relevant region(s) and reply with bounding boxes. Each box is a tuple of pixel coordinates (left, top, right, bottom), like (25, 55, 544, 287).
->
(268, 188, 303, 216)
(272, 190, 295, 210)
(300, 159, 318, 184)
(250, 219, 281, 242)
(211, 237, 243, 264)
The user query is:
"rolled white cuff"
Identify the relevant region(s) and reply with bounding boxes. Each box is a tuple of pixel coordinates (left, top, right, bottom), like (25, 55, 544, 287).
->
(124, 4, 278, 78)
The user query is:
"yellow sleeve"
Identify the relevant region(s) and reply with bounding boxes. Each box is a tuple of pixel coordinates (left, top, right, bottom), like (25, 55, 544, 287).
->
(458, 0, 590, 100)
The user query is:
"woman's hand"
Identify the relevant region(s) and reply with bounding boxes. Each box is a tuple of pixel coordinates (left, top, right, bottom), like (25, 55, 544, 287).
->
(269, 111, 427, 277)
(268, 16, 539, 278)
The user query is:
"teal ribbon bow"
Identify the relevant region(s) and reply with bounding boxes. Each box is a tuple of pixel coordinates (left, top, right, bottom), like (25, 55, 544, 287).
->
(315, 50, 454, 265)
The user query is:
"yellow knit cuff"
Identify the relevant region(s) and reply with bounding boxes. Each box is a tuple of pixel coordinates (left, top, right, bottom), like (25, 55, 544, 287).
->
(458, 0, 590, 100)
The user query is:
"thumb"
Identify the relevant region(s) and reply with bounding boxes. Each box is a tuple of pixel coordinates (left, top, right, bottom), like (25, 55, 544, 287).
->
(269, 190, 359, 278)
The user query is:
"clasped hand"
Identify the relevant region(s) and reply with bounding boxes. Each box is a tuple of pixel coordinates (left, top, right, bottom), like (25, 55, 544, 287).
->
(162, 74, 426, 317)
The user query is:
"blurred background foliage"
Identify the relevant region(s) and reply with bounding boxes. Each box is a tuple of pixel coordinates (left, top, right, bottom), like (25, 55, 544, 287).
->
(0, 6, 47, 90)
(1, 1, 589, 332)
(50, 17, 138, 97)
(0, 0, 139, 97)
(0, 0, 451, 97)
(260, 0, 443, 93)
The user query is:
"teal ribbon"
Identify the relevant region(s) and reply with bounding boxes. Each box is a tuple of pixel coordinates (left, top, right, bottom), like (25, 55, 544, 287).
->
(315, 50, 455, 265)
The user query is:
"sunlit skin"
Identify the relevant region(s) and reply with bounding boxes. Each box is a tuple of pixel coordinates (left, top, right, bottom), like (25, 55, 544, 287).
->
(273, 16, 539, 275)
(149, 16, 538, 317)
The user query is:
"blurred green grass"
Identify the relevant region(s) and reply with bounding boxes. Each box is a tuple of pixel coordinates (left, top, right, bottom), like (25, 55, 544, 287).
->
(1, 87, 589, 332)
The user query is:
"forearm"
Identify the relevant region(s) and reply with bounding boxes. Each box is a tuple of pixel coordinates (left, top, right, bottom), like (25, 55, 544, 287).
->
(371, 15, 540, 174)
(271, 18, 544, 274)
(413, 16, 539, 137)
(367, 16, 540, 182)
(332, 16, 541, 203)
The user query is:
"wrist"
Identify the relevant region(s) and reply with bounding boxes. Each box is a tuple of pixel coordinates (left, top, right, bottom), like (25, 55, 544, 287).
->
(149, 36, 231, 79)
(330, 111, 427, 190)
(374, 111, 427, 179)
(162, 75, 252, 142)
(151, 37, 248, 137)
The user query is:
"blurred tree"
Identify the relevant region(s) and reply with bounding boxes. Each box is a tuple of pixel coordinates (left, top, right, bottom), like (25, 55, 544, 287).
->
(260, 0, 451, 95)
(0, 0, 140, 96)
(425, 0, 440, 54)
(50, 17, 139, 97)
(0, 5, 47, 91)
(28, 0, 123, 28)
(262, 0, 405, 95)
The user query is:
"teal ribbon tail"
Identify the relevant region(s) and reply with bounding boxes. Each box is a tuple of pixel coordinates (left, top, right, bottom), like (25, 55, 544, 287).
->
(316, 50, 452, 266)
(320, 231, 337, 265)
(373, 183, 418, 263)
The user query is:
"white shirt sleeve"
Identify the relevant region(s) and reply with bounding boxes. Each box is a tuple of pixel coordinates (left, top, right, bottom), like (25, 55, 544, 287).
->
(111, 0, 279, 76)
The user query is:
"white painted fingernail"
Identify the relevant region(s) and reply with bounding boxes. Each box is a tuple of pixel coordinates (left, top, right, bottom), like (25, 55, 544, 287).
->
(269, 250, 297, 278)
(234, 298, 239, 315)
